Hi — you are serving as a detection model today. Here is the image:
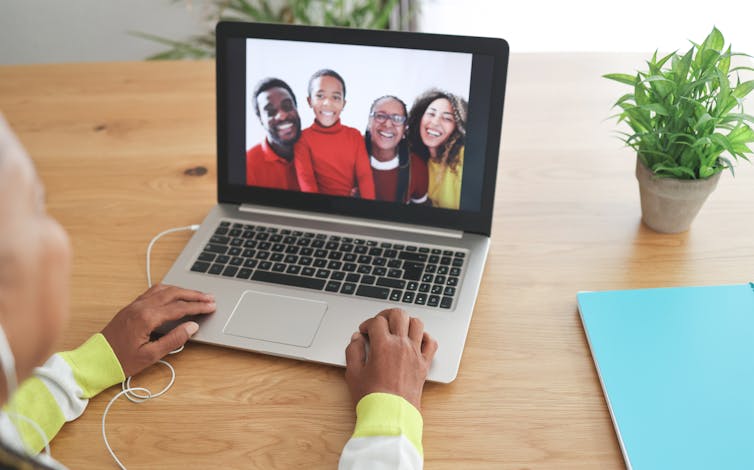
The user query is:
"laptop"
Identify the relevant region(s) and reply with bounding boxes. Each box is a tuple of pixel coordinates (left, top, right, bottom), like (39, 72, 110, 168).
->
(161, 21, 509, 383)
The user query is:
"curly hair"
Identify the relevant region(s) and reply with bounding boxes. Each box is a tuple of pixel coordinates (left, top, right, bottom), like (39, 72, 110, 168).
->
(407, 89, 467, 172)
(364, 95, 409, 165)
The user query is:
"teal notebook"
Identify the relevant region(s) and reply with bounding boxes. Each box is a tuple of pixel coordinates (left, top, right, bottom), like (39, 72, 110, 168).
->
(577, 283, 754, 470)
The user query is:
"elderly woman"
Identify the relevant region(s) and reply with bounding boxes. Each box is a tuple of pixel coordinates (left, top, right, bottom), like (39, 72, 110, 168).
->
(365, 95, 428, 204)
(407, 89, 468, 210)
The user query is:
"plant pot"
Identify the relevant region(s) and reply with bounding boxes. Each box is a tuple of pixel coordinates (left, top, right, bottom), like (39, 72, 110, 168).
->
(635, 157, 721, 233)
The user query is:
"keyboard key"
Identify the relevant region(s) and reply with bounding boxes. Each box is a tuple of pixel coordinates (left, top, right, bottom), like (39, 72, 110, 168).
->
(341, 283, 357, 295)
(286, 265, 301, 275)
(361, 275, 376, 285)
(210, 235, 230, 245)
(429, 255, 440, 264)
(422, 274, 434, 283)
(406, 282, 419, 291)
(325, 281, 341, 292)
(405, 245, 417, 252)
(440, 256, 452, 265)
(419, 247, 430, 253)
(357, 265, 372, 274)
(242, 249, 256, 257)
(346, 273, 361, 283)
(191, 261, 210, 273)
(372, 267, 387, 277)
(222, 266, 238, 277)
(390, 289, 402, 301)
(440, 297, 453, 309)
(387, 259, 402, 269)
(427, 295, 440, 307)
(435, 275, 446, 285)
(431, 285, 443, 295)
(197, 252, 215, 262)
(343, 263, 357, 272)
(444, 286, 456, 296)
(402, 262, 424, 281)
(229, 229, 242, 237)
(328, 260, 343, 270)
(452, 258, 464, 267)
(402, 291, 415, 303)
(205, 244, 228, 254)
(419, 283, 431, 293)
(331, 271, 345, 280)
(313, 259, 327, 268)
(387, 269, 402, 278)
(302, 267, 316, 277)
(208, 264, 224, 275)
(256, 251, 270, 260)
(316, 269, 331, 278)
(230, 238, 243, 247)
(425, 264, 437, 274)
(415, 293, 427, 305)
(270, 253, 284, 262)
(399, 252, 427, 262)
(443, 250, 453, 256)
(272, 263, 286, 272)
(447, 277, 459, 287)
(377, 277, 406, 289)
(356, 285, 390, 300)
(237, 268, 252, 279)
(219, 221, 231, 227)
(251, 271, 326, 290)
(438, 266, 449, 275)
(228, 247, 242, 256)
(258, 261, 272, 270)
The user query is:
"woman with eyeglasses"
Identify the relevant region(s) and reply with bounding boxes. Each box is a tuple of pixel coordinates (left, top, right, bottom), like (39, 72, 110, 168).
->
(407, 89, 467, 210)
(365, 95, 429, 204)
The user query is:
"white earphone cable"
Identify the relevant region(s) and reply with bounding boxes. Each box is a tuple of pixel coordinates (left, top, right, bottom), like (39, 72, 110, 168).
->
(102, 224, 199, 469)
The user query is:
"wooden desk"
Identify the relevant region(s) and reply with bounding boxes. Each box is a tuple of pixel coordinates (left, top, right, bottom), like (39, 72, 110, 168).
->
(1, 55, 752, 469)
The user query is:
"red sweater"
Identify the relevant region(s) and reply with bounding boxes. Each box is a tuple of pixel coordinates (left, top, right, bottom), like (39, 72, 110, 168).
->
(294, 120, 375, 199)
(371, 153, 429, 203)
(246, 139, 299, 191)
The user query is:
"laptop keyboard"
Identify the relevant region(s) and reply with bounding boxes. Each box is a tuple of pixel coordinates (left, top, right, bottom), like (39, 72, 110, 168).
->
(189, 220, 466, 309)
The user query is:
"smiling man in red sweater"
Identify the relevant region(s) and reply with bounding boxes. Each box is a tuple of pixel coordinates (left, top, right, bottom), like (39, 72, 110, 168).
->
(294, 69, 375, 199)
(246, 78, 302, 191)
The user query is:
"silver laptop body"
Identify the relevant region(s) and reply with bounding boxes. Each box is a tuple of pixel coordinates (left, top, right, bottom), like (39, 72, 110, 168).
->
(161, 22, 509, 383)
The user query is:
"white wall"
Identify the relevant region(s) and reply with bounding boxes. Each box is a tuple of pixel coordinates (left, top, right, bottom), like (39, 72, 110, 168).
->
(417, 0, 754, 54)
(2, 0, 753, 65)
(0, 0, 205, 64)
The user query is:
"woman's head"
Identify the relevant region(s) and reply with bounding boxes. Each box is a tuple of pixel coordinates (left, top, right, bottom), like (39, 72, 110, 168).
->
(0, 114, 71, 402)
(365, 95, 408, 161)
(407, 89, 467, 169)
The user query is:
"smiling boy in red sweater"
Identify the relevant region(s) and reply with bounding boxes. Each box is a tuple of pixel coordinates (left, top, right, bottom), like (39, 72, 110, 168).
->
(294, 69, 375, 199)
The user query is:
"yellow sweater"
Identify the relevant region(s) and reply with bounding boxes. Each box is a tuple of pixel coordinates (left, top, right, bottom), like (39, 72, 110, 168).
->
(428, 147, 464, 210)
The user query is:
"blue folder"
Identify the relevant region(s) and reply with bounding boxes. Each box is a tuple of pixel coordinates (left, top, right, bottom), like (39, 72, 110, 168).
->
(577, 283, 754, 470)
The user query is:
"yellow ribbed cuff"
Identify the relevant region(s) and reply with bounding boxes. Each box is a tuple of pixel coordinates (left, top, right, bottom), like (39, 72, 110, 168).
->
(59, 333, 125, 398)
(352, 392, 424, 457)
(5, 377, 65, 453)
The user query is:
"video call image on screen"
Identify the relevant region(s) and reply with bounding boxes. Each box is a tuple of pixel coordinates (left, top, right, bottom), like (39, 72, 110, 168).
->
(244, 38, 473, 211)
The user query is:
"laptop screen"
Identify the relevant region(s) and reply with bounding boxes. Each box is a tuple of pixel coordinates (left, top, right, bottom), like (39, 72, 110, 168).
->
(217, 23, 508, 235)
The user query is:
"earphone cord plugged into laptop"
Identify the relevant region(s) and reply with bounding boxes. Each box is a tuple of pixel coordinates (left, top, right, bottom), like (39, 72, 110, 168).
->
(102, 224, 199, 470)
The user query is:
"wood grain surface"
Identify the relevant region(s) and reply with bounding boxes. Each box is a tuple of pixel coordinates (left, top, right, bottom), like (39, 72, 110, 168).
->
(1, 54, 752, 469)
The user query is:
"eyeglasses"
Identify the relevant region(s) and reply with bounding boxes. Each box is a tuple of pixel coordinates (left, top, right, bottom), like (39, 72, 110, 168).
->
(370, 112, 407, 125)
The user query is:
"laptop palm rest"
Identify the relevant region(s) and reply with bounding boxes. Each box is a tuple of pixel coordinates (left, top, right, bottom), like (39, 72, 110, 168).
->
(223, 290, 327, 348)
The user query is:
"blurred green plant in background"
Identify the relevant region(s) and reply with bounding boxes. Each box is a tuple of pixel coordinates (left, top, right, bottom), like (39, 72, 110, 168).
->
(133, 0, 415, 60)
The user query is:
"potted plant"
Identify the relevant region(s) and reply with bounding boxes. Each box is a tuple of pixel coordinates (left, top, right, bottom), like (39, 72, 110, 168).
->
(604, 27, 754, 233)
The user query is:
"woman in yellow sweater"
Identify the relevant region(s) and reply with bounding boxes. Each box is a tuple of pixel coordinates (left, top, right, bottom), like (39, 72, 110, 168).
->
(407, 89, 468, 210)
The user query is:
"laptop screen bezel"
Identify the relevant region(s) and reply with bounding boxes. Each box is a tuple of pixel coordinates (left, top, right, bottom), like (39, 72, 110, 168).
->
(216, 21, 508, 236)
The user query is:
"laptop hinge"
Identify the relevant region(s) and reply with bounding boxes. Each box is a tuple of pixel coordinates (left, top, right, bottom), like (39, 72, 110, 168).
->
(238, 204, 464, 239)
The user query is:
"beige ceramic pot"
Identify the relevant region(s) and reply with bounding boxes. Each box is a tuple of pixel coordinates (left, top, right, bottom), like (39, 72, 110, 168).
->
(635, 157, 721, 233)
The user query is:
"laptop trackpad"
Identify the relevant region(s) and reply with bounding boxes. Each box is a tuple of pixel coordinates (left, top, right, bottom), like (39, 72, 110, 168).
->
(223, 290, 327, 348)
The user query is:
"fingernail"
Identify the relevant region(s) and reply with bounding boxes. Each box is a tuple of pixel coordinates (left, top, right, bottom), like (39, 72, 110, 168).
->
(185, 321, 199, 336)
(205, 293, 215, 301)
(351, 332, 360, 341)
(207, 301, 217, 310)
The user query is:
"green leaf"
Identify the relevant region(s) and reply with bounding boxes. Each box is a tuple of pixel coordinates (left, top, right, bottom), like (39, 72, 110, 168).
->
(604, 73, 637, 86)
(732, 80, 754, 99)
(727, 124, 754, 145)
(640, 103, 669, 115)
(704, 26, 725, 53)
